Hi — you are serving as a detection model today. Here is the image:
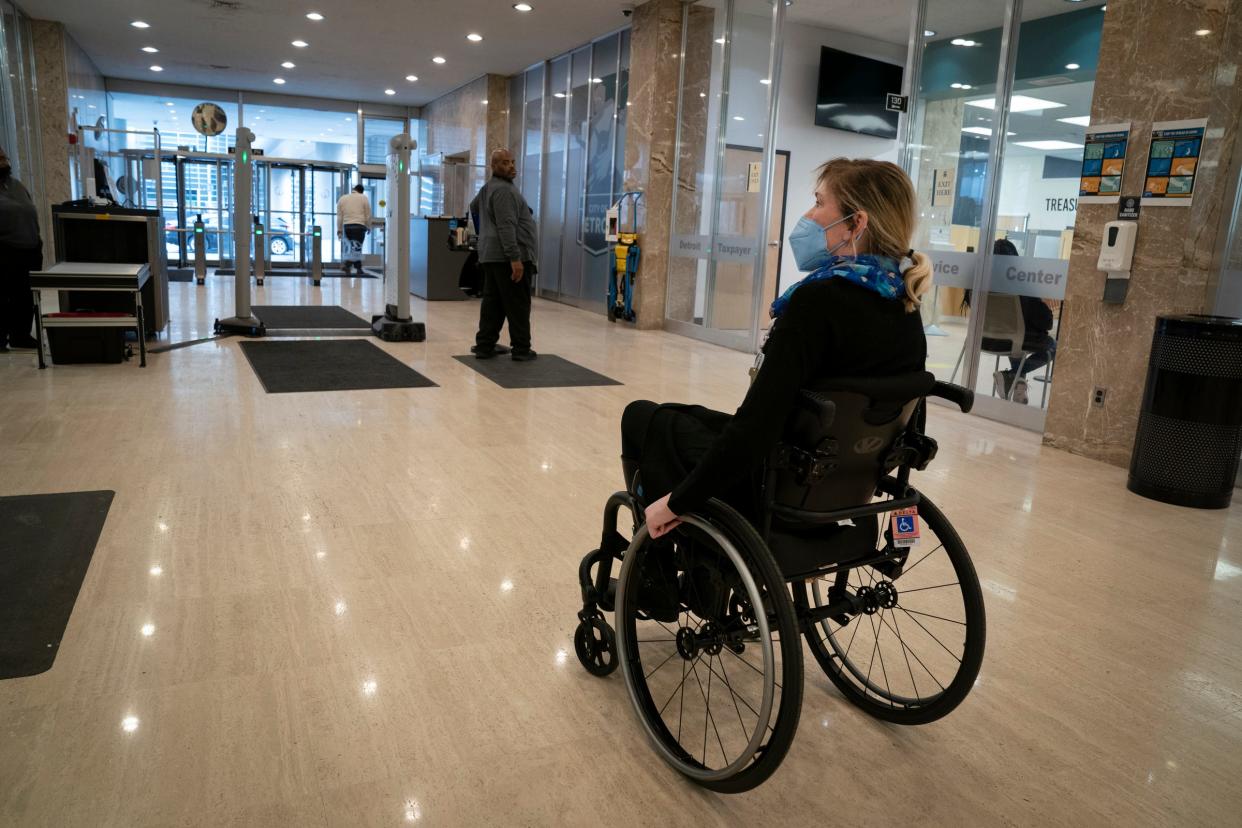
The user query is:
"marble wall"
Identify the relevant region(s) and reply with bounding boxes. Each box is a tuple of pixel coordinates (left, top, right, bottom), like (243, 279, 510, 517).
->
(621, 0, 685, 330)
(1044, 0, 1242, 468)
(421, 74, 509, 166)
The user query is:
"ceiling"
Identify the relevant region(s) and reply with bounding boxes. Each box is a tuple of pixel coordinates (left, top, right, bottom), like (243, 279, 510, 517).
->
(19, 0, 634, 107)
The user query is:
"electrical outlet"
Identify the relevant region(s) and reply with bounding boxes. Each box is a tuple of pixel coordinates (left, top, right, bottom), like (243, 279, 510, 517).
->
(1092, 387, 1107, 408)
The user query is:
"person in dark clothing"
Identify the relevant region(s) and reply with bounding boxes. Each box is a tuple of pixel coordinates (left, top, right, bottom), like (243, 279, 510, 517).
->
(469, 147, 538, 361)
(990, 238, 1057, 405)
(0, 145, 43, 352)
(625, 158, 932, 538)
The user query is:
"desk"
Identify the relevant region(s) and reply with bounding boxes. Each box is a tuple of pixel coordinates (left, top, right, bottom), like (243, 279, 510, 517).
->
(31, 262, 150, 368)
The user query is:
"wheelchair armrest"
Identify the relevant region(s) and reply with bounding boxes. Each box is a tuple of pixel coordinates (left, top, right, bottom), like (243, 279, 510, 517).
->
(930, 381, 974, 413)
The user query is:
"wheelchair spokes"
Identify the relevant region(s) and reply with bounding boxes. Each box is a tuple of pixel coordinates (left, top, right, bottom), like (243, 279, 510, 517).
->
(616, 507, 804, 793)
(802, 492, 985, 725)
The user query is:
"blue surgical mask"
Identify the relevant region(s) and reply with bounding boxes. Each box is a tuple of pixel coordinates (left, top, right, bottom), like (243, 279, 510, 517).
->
(788, 212, 858, 271)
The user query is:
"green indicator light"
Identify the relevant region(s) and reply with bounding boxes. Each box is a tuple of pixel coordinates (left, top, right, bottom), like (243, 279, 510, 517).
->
(195, 227, 203, 233)
(256, 229, 264, 235)
(399, 160, 405, 172)
(314, 231, 321, 237)
(242, 151, 249, 163)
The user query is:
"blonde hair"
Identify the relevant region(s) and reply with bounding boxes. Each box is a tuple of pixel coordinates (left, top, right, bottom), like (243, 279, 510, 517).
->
(815, 158, 931, 313)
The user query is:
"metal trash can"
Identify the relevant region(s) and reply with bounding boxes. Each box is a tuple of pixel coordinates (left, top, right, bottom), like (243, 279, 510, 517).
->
(1128, 315, 1242, 508)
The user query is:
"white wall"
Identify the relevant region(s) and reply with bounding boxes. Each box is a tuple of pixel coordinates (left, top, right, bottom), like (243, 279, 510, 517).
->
(773, 24, 906, 292)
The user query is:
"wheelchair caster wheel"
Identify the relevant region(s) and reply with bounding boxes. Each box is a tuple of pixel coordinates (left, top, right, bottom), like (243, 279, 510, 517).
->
(574, 616, 618, 677)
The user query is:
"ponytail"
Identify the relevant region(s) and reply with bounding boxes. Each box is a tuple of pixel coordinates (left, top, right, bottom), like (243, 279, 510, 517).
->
(902, 251, 932, 313)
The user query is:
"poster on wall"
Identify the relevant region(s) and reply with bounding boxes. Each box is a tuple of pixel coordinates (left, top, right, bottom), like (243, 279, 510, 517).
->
(1078, 122, 1130, 204)
(932, 168, 955, 208)
(1142, 118, 1208, 207)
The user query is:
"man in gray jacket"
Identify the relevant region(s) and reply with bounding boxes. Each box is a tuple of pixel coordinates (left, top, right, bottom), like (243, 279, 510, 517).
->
(470, 148, 537, 360)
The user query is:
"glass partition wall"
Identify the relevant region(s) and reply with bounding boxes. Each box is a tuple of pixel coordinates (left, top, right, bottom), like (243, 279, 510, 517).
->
(906, 0, 1106, 431)
(664, 0, 786, 352)
(510, 29, 631, 313)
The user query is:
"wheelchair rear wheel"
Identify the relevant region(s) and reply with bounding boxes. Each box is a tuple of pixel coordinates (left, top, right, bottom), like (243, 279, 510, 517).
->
(616, 500, 803, 793)
(800, 491, 985, 725)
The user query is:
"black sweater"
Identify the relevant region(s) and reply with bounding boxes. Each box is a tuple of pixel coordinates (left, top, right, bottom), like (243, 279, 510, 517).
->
(668, 279, 927, 514)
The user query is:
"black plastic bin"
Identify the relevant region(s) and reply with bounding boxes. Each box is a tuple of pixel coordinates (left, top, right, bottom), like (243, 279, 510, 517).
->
(46, 317, 128, 365)
(1128, 314, 1242, 509)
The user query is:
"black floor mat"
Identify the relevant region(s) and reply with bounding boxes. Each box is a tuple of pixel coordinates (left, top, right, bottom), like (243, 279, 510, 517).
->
(453, 354, 621, 389)
(168, 268, 195, 282)
(252, 305, 371, 331)
(239, 339, 437, 393)
(0, 491, 114, 679)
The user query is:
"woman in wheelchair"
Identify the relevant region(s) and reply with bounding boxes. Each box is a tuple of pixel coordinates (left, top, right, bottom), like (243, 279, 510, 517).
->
(574, 158, 985, 793)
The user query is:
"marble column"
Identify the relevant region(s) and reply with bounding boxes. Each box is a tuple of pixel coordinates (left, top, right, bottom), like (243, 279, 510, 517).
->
(1044, 0, 1242, 468)
(30, 19, 70, 264)
(485, 74, 511, 158)
(423, 74, 511, 166)
(622, 0, 686, 330)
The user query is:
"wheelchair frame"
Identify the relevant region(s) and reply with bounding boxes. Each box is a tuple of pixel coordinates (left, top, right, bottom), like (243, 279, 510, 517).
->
(574, 378, 982, 790)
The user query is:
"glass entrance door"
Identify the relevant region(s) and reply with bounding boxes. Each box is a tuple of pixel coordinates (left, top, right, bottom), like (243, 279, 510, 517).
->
(905, 0, 1105, 430)
(267, 164, 303, 265)
(183, 159, 225, 262)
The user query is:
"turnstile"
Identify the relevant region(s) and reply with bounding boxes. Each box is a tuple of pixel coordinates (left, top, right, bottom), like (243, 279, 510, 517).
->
(311, 225, 323, 286)
(253, 220, 266, 286)
(193, 217, 207, 285)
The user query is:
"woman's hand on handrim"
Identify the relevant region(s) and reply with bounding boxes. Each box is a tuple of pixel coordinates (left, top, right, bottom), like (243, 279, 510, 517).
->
(645, 494, 682, 539)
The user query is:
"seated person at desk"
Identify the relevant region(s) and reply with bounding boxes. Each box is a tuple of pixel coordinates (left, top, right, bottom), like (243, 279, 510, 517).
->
(990, 238, 1057, 405)
(621, 158, 932, 538)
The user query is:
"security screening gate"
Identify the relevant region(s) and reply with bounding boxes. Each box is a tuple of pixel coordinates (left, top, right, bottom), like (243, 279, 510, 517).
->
(214, 127, 265, 337)
(253, 220, 266, 286)
(310, 225, 323, 286)
(372, 134, 425, 342)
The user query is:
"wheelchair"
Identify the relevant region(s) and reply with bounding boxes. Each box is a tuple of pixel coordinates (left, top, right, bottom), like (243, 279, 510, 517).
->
(574, 372, 985, 793)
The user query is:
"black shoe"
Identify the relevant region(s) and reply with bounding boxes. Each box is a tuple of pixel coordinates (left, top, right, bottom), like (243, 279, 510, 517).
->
(471, 344, 509, 357)
(473, 347, 498, 359)
(511, 349, 538, 361)
(7, 336, 38, 352)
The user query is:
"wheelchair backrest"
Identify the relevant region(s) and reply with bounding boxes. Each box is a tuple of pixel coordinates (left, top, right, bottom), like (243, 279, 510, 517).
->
(767, 371, 936, 517)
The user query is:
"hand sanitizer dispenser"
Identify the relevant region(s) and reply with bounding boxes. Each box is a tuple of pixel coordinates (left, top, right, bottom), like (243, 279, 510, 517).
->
(1099, 220, 1137, 304)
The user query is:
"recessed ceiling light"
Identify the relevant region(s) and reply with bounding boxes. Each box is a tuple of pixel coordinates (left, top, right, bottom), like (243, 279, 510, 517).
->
(384, 88, 396, 95)
(1058, 115, 1091, 126)
(149, 65, 163, 72)
(405, 74, 418, 82)
(432, 56, 446, 64)
(292, 40, 308, 48)
(1194, 28, 1211, 36)
(1065, 63, 1080, 70)
(1016, 139, 1083, 151)
(967, 94, 1064, 113)
(950, 38, 980, 47)
(466, 33, 483, 42)
(274, 77, 286, 85)
(142, 46, 159, 53)
(513, 3, 533, 10)
(760, 78, 771, 85)
(306, 12, 324, 21)
(131, 20, 150, 29)
(732, 115, 744, 121)
(165, 101, 174, 106)
(923, 29, 936, 37)
(282, 61, 296, 69)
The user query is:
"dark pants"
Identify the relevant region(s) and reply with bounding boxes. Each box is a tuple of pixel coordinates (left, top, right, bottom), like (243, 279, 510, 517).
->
(1, 241, 41, 347)
(1009, 334, 1057, 377)
(475, 261, 532, 352)
(621, 399, 756, 519)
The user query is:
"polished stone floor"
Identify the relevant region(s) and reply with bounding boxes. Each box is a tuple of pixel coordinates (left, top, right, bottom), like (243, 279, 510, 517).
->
(1, 276, 1239, 826)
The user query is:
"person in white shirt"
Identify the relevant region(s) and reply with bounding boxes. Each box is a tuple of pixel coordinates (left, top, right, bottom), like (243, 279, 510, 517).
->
(336, 184, 371, 275)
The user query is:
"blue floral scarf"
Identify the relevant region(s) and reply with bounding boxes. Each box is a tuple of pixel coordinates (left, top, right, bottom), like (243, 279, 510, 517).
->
(770, 254, 906, 319)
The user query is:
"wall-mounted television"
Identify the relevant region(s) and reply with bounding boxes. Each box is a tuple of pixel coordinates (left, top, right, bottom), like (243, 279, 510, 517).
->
(815, 46, 904, 140)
